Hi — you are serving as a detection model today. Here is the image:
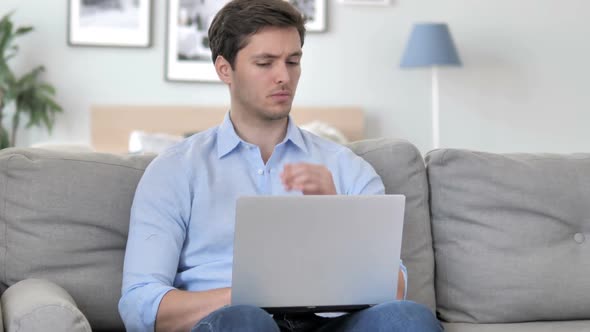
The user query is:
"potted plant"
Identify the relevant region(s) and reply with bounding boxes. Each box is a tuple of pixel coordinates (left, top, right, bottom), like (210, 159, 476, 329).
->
(0, 12, 62, 149)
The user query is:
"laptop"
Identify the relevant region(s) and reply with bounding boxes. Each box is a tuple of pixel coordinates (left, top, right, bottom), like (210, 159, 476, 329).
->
(231, 195, 405, 313)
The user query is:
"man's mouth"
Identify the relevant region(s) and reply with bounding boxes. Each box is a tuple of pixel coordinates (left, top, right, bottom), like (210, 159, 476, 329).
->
(270, 91, 291, 97)
(269, 91, 292, 102)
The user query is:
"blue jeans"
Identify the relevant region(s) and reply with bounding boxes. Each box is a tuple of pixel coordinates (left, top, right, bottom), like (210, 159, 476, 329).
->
(191, 301, 443, 332)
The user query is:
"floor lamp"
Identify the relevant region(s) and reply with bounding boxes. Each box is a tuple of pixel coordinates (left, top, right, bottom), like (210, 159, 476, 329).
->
(400, 23, 462, 149)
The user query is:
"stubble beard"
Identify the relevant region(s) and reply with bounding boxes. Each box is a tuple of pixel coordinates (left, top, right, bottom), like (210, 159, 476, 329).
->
(259, 107, 291, 121)
(253, 97, 294, 122)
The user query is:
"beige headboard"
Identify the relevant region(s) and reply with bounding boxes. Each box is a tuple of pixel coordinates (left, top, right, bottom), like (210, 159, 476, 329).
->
(91, 106, 364, 154)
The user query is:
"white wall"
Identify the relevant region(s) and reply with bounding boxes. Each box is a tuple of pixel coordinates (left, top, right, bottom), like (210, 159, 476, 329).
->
(2, 0, 589, 154)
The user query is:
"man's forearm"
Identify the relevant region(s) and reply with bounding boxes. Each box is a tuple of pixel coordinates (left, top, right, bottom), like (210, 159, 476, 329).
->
(156, 287, 231, 332)
(397, 269, 405, 300)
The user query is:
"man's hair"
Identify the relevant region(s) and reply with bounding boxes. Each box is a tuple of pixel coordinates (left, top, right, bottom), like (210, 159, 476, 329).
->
(208, 0, 306, 68)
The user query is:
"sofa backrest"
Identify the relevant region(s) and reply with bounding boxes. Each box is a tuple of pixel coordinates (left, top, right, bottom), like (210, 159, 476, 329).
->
(0, 139, 437, 330)
(348, 139, 436, 311)
(0, 148, 154, 330)
(427, 149, 590, 323)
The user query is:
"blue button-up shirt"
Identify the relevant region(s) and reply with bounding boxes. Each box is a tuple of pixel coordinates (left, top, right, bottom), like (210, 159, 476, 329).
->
(119, 113, 406, 331)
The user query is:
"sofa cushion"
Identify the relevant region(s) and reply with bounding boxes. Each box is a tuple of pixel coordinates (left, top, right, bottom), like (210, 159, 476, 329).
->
(0, 148, 155, 330)
(427, 149, 590, 323)
(348, 139, 436, 312)
(444, 321, 590, 332)
(1, 278, 91, 332)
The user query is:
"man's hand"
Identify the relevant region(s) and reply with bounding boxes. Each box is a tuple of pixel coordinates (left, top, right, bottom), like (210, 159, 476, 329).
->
(156, 287, 231, 332)
(280, 163, 337, 195)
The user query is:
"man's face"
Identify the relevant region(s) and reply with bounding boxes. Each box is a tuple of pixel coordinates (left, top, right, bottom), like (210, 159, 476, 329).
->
(221, 27, 302, 122)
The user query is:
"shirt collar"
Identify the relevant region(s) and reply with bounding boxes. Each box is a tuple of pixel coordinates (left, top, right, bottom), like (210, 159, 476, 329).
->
(283, 115, 308, 153)
(216, 111, 308, 159)
(217, 112, 242, 159)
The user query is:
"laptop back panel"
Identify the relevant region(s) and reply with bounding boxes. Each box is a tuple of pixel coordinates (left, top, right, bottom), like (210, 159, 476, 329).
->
(231, 195, 405, 312)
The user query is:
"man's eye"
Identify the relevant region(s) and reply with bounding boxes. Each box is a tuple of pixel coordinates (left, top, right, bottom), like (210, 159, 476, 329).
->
(287, 61, 300, 66)
(256, 63, 271, 67)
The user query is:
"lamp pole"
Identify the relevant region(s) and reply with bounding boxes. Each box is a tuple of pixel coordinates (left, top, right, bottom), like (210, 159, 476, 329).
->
(431, 66, 439, 149)
(400, 23, 461, 150)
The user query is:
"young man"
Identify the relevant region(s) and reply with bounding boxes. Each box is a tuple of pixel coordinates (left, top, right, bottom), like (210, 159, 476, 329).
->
(119, 0, 442, 331)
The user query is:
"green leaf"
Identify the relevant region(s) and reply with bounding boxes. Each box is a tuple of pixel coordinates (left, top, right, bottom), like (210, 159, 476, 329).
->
(39, 83, 56, 95)
(11, 107, 20, 131)
(40, 106, 52, 131)
(14, 26, 33, 37)
(0, 25, 14, 55)
(47, 99, 63, 113)
(0, 11, 15, 25)
(3, 45, 18, 61)
(0, 125, 10, 149)
(0, 13, 63, 141)
(25, 106, 37, 128)
(18, 66, 44, 85)
(44, 101, 63, 116)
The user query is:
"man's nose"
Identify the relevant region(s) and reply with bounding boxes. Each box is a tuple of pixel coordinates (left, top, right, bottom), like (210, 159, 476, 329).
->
(274, 63, 291, 84)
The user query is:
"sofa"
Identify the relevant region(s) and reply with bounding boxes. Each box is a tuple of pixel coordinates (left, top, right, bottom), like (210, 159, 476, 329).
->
(0, 138, 589, 332)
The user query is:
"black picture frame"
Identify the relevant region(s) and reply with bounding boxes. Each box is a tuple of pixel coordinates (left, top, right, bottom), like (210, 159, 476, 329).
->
(165, 0, 326, 82)
(68, 0, 153, 48)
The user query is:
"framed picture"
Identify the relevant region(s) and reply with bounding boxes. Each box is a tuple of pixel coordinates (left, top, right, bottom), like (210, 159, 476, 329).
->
(68, 0, 152, 47)
(165, 0, 326, 82)
(290, 0, 326, 32)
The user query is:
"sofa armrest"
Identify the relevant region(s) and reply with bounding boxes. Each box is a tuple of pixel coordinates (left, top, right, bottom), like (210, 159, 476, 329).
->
(1, 279, 91, 332)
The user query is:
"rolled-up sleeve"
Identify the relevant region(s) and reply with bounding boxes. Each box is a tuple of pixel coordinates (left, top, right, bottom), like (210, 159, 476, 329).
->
(118, 152, 191, 331)
(338, 149, 385, 196)
(400, 260, 408, 300)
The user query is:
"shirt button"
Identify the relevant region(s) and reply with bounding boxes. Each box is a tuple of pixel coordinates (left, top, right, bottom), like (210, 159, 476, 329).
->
(574, 233, 585, 244)
(257, 169, 264, 175)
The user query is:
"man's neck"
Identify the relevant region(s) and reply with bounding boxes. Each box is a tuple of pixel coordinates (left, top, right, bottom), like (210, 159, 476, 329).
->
(229, 110, 289, 164)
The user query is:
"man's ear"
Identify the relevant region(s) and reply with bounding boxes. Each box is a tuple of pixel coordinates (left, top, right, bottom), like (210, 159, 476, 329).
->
(215, 55, 233, 84)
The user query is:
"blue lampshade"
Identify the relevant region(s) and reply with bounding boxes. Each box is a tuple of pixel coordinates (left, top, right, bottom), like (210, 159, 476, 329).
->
(400, 23, 462, 68)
